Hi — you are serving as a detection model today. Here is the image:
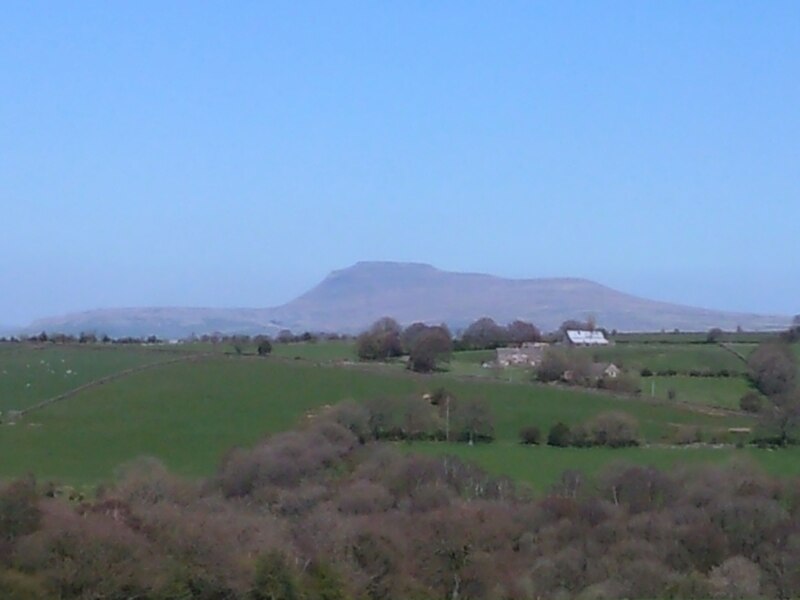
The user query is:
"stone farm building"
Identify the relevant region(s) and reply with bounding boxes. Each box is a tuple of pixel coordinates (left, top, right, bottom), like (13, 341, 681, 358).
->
(565, 329, 611, 346)
(590, 362, 621, 379)
(495, 342, 549, 367)
(564, 362, 621, 382)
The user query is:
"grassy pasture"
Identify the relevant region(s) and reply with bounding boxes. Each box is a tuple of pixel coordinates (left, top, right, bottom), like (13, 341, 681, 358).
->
(0, 344, 181, 412)
(176, 339, 357, 361)
(0, 351, 750, 484)
(576, 343, 747, 374)
(409, 442, 800, 491)
(446, 350, 532, 382)
(613, 331, 780, 344)
(724, 342, 759, 358)
(271, 339, 356, 361)
(642, 375, 758, 410)
(450, 349, 496, 364)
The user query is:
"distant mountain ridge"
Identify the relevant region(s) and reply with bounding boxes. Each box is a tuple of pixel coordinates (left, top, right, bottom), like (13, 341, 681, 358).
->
(22, 261, 790, 337)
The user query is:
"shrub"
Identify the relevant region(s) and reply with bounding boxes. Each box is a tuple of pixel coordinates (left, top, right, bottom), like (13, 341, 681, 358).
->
(0, 569, 49, 599)
(252, 551, 303, 600)
(747, 341, 797, 396)
(0, 478, 41, 543)
(257, 338, 272, 356)
(599, 374, 641, 395)
(537, 348, 571, 383)
(739, 392, 763, 413)
(640, 368, 653, 377)
(452, 399, 494, 444)
(336, 481, 393, 515)
(672, 425, 703, 445)
(586, 412, 640, 448)
(356, 318, 403, 361)
(407, 326, 452, 373)
(519, 426, 541, 445)
(304, 562, 349, 600)
(547, 422, 572, 447)
(460, 317, 509, 350)
(709, 556, 762, 599)
(569, 424, 592, 448)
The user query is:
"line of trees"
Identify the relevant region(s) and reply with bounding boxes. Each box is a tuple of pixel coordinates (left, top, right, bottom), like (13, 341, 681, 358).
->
(520, 412, 641, 448)
(455, 317, 542, 351)
(356, 318, 454, 373)
(747, 339, 800, 446)
(355, 316, 547, 371)
(2, 332, 164, 345)
(6, 399, 800, 598)
(326, 393, 495, 444)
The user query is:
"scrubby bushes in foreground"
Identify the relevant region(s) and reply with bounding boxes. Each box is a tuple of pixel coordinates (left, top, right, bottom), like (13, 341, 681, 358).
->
(5, 401, 800, 599)
(335, 394, 495, 444)
(538, 412, 641, 448)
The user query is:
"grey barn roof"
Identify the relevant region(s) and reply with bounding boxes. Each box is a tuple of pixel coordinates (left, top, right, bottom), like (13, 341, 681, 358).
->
(565, 330, 609, 345)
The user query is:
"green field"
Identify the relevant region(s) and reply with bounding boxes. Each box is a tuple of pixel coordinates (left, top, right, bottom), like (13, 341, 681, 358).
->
(271, 339, 356, 361)
(613, 331, 780, 344)
(723, 342, 759, 358)
(409, 442, 800, 490)
(165, 339, 357, 361)
(0, 344, 183, 412)
(576, 343, 748, 373)
(643, 375, 759, 409)
(0, 346, 753, 485)
(445, 349, 533, 382)
(4, 340, 799, 492)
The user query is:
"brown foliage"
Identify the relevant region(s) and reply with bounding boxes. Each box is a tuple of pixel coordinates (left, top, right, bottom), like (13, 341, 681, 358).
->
(6, 402, 800, 599)
(748, 341, 797, 397)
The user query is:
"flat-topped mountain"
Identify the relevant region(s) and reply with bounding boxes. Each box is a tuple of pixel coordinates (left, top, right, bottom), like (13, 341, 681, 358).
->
(22, 261, 790, 336)
(267, 262, 787, 333)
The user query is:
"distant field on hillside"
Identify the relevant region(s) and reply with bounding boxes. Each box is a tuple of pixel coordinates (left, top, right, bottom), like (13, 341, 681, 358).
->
(271, 339, 356, 361)
(409, 442, 800, 490)
(642, 375, 758, 410)
(0, 344, 183, 412)
(724, 342, 760, 358)
(0, 350, 751, 484)
(576, 343, 748, 373)
(613, 332, 780, 344)
(176, 339, 357, 361)
(446, 350, 532, 382)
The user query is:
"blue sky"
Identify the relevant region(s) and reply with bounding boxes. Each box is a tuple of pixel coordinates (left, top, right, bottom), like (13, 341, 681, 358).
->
(2, 1, 798, 325)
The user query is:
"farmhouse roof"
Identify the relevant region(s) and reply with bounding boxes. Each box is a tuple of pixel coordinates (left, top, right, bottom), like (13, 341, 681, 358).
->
(565, 330, 609, 346)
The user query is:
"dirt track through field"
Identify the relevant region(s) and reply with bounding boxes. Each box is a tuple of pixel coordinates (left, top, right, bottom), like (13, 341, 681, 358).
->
(18, 354, 209, 416)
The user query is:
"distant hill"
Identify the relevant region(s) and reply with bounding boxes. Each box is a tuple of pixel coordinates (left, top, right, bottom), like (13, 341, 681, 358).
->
(24, 261, 790, 337)
(266, 262, 789, 333)
(25, 307, 282, 339)
(0, 324, 20, 337)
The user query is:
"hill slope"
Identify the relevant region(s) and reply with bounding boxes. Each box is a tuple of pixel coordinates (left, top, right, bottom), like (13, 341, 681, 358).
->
(268, 262, 788, 333)
(24, 262, 789, 336)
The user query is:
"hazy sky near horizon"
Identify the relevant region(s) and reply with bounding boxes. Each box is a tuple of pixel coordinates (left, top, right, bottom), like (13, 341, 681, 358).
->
(2, 1, 799, 325)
